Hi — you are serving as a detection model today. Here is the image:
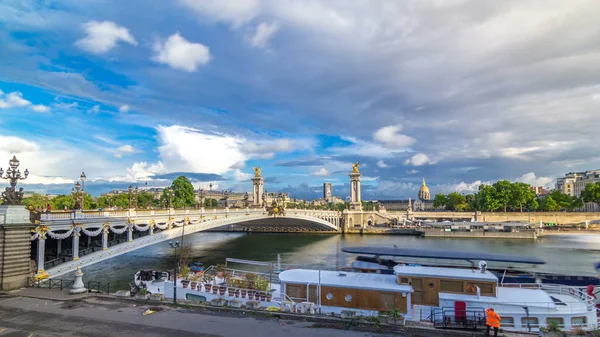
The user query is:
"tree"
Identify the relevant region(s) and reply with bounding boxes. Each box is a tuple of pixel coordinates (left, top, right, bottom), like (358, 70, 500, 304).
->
(170, 176, 196, 208)
(474, 184, 501, 211)
(52, 194, 75, 210)
(510, 182, 535, 212)
(540, 195, 560, 211)
(21, 193, 50, 209)
(433, 194, 449, 209)
(581, 182, 600, 207)
(446, 192, 468, 211)
(545, 190, 579, 210)
(492, 180, 512, 212)
(137, 191, 155, 209)
(204, 198, 218, 208)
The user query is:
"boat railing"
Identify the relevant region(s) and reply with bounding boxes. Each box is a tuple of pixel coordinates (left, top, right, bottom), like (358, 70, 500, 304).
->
(499, 283, 596, 311)
(203, 265, 280, 284)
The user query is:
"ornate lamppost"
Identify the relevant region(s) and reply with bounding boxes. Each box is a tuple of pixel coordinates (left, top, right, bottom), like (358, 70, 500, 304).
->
(128, 185, 133, 209)
(262, 190, 266, 208)
(167, 187, 174, 209)
(243, 192, 249, 208)
(0, 155, 29, 205)
(80, 172, 86, 191)
(198, 188, 206, 208)
(168, 240, 180, 305)
(72, 181, 83, 210)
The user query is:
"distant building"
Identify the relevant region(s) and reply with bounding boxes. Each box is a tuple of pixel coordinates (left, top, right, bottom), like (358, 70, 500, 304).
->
(323, 183, 332, 202)
(556, 170, 600, 197)
(530, 186, 549, 196)
(379, 178, 441, 211)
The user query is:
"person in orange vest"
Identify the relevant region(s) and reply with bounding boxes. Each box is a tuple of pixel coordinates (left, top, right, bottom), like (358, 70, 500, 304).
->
(485, 307, 501, 337)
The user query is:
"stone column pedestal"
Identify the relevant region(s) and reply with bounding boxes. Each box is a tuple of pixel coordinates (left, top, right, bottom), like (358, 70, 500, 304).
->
(251, 176, 264, 207)
(69, 267, 87, 294)
(349, 172, 362, 211)
(0, 205, 35, 290)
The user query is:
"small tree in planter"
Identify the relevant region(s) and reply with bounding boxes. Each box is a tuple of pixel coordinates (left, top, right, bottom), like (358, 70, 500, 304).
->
(540, 321, 564, 337)
(255, 276, 269, 301)
(203, 275, 214, 293)
(245, 273, 256, 299)
(189, 274, 200, 290)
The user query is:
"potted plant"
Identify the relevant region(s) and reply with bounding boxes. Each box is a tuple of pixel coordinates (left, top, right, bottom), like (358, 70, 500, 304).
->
(203, 275, 213, 293)
(189, 274, 200, 290)
(180, 266, 191, 280)
(245, 273, 256, 299)
(219, 284, 226, 296)
(135, 288, 148, 300)
(540, 322, 565, 337)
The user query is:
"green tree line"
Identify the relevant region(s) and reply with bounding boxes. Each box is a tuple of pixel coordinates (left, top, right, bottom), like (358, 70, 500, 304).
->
(433, 181, 600, 212)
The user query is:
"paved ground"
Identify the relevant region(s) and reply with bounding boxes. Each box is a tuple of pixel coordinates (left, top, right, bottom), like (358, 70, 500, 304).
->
(0, 296, 399, 337)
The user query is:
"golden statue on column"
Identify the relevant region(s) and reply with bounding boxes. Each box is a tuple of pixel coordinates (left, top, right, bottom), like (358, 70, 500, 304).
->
(351, 162, 360, 174)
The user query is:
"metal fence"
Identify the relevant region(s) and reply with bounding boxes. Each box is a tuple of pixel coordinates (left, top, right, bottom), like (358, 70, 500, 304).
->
(27, 277, 110, 294)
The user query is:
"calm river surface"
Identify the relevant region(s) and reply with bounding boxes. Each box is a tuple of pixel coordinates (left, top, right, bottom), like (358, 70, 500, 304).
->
(81, 233, 600, 290)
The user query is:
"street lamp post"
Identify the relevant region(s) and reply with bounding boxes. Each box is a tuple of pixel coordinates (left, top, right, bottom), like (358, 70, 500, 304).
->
(199, 188, 206, 208)
(167, 187, 174, 209)
(72, 181, 83, 210)
(168, 240, 180, 306)
(133, 186, 139, 209)
(0, 155, 29, 205)
(128, 185, 133, 209)
(80, 172, 86, 191)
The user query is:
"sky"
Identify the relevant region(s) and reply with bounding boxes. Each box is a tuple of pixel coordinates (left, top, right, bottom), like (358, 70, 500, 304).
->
(1, 0, 600, 200)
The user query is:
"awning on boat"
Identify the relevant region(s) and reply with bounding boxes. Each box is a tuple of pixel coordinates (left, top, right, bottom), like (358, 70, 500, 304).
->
(342, 246, 546, 265)
(226, 258, 273, 267)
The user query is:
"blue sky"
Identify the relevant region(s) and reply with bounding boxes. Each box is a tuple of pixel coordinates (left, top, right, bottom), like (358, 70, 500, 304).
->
(1, 0, 600, 199)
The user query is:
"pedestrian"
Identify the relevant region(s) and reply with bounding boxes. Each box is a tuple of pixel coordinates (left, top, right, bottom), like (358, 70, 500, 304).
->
(485, 307, 501, 337)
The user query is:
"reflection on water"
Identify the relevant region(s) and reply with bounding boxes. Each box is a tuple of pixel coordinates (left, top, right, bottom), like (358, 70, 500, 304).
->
(81, 233, 600, 290)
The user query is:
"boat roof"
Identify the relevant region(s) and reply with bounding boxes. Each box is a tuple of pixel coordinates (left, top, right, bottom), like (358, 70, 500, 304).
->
(394, 265, 498, 282)
(439, 287, 554, 309)
(279, 269, 412, 293)
(342, 247, 546, 265)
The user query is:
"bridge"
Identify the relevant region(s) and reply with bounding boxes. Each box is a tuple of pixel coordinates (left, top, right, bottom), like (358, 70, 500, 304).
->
(28, 208, 341, 279)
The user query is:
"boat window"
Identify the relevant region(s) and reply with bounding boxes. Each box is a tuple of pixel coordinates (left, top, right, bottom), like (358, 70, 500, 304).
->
(326, 293, 333, 300)
(571, 317, 587, 326)
(345, 294, 352, 302)
(521, 317, 539, 328)
(546, 317, 564, 327)
(440, 280, 463, 293)
(399, 277, 409, 284)
(471, 282, 494, 295)
(427, 282, 435, 289)
(501, 317, 514, 328)
(411, 278, 423, 290)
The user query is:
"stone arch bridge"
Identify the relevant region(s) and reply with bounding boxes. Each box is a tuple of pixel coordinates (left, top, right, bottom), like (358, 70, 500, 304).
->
(30, 208, 341, 279)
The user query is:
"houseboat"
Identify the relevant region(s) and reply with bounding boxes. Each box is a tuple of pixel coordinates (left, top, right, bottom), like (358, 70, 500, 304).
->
(278, 247, 598, 332)
(346, 248, 600, 287)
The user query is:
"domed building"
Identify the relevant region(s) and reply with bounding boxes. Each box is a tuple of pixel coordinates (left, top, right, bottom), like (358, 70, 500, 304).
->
(418, 178, 431, 201)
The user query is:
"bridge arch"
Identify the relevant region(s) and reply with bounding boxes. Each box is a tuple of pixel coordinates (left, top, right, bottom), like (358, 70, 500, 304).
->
(37, 210, 340, 278)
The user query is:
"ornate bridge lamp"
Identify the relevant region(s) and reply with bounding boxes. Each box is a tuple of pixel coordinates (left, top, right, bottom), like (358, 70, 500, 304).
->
(128, 185, 139, 209)
(167, 187, 174, 209)
(80, 171, 86, 192)
(0, 155, 29, 205)
(168, 240, 180, 305)
(198, 188, 206, 211)
(72, 181, 83, 210)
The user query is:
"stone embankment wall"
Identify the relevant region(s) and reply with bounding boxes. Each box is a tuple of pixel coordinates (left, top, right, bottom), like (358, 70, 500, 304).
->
(381, 211, 600, 225)
(0, 224, 33, 290)
(420, 229, 537, 239)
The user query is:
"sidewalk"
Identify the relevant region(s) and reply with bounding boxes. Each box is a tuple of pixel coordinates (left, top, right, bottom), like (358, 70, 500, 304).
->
(4, 287, 88, 301)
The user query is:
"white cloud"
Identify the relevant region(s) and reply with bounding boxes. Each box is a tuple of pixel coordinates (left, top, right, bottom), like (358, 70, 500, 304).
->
(330, 137, 407, 158)
(407, 169, 418, 174)
(404, 153, 436, 166)
(179, 0, 261, 27)
(119, 104, 130, 113)
(311, 168, 330, 176)
(75, 21, 137, 54)
(0, 91, 31, 109)
(88, 105, 100, 114)
(515, 172, 553, 187)
(114, 144, 137, 158)
(123, 161, 165, 181)
(152, 33, 211, 72)
(376, 160, 389, 168)
(373, 125, 416, 149)
(31, 104, 50, 112)
(242, 138, 312, 159)
(232, 169, 252, 181)
(0, 134, 120, 184)
(250, 22, 279, 48)
(53, 102, 78, 110)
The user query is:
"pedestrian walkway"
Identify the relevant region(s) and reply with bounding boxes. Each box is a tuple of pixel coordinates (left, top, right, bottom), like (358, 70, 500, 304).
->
(4, 287, 88, 301)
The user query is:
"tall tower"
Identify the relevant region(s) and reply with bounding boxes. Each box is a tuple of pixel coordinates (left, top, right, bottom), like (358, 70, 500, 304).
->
(323, 182, 332, 202)
(349, 162, 362, 211)
(251, 167, 264, 207)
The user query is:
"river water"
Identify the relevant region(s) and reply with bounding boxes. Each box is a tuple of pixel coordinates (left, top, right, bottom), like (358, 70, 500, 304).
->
(81, 233, 600, 290)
